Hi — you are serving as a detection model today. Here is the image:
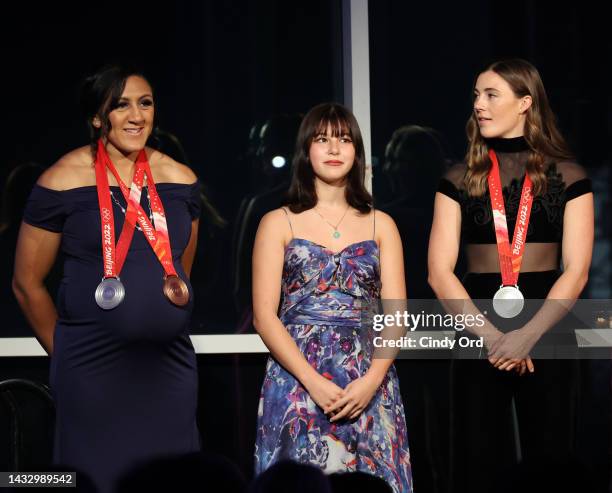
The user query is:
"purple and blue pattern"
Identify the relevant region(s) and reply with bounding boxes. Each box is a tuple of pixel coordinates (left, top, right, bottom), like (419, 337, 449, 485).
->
(255, 238, 413, 493)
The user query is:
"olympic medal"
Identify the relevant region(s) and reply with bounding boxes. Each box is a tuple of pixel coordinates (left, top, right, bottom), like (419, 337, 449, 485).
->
(95, 277, 125, 310)
(492, 285, 524, 318)
(163, 275, 189, 306)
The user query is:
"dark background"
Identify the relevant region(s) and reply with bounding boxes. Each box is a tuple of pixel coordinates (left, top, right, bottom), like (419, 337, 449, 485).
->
(1, 0, 610, 490)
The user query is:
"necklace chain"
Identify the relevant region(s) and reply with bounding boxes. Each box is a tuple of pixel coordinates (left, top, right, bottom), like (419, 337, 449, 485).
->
(313, 205, 350, 239)
(109, 184, 154, 232)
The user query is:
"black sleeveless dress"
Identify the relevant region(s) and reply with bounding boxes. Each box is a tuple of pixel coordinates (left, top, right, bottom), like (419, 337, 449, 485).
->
(23, 181, 202, 493)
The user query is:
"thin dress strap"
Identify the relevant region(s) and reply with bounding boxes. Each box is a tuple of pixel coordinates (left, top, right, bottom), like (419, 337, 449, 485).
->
(372, 208, 376, 240)
(281, 207, 294, 238)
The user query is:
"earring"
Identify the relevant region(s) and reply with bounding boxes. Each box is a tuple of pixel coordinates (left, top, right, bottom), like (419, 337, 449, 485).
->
(93, 117, 101, 128)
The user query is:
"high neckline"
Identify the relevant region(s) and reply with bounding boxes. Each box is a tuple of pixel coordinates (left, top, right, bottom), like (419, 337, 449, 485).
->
(485, 136, 530, 153)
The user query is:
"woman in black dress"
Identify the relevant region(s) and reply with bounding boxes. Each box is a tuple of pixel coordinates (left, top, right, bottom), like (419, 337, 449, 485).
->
(12, 65, 202, 493)
(428, 59, 594, 492)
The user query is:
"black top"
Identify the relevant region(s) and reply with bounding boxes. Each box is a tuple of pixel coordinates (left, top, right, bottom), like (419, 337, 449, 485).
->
(437, 137, 592, 245)
(483, 135, 531, 153)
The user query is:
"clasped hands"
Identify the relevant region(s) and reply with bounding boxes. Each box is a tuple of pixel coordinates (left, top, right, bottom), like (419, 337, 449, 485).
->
(485, 328, 540, 375)
(305, 371, 382, 423)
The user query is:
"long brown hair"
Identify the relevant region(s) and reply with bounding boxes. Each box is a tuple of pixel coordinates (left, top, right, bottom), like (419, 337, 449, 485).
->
(465, 59, 573, 196)
(284, 103, 372, 214)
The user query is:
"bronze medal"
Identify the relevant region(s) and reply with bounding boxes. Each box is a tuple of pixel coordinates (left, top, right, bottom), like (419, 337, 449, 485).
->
(163, 275, 190, 306)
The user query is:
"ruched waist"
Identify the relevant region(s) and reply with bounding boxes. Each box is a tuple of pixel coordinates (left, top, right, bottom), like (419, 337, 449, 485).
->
(279, 302, 377, 327)
(280, 309, 362, 326)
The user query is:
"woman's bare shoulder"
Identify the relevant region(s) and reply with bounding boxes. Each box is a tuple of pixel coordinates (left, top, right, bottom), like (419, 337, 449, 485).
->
(37, 146, 95, 191)
(260, 207, 292, 228)
(373, 209, 402, 245)
(256, 208, 294, 243)
(373, 209, 396, 229)
(147, 148, 197, 184)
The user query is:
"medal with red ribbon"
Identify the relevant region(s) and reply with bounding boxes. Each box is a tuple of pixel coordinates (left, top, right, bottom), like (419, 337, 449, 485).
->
(94, 139, 189, 309)
(140, 158, 190, 306)
(94, 140, 143, 309)
(487, 149, 534, 318)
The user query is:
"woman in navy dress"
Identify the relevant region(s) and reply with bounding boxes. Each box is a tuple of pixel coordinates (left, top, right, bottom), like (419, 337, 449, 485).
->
(12, 66, 201, 493)
(252, 103, 413, 492)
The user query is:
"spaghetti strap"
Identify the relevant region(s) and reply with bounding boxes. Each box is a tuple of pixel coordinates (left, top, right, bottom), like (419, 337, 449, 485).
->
(372, 208, 376, 240)
(281, 207, 295, 238)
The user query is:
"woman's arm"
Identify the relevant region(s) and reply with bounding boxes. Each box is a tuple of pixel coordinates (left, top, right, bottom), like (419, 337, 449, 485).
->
(252, 210, 345, 412)
(366, 211, 407, 382)
(181, 219, 199, 278)
(12, 222, 62, 354)
(546, 192, 594, 300)
(489, 192, 594, 369)
(428, 193, 469, 298)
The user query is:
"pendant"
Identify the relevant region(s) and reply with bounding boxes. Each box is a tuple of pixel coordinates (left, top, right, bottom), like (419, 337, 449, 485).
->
(95, 277, 125, 310)
(333, 230, 341, 239)
(163, 275, 190, 306)
(492, 285, 524, 318)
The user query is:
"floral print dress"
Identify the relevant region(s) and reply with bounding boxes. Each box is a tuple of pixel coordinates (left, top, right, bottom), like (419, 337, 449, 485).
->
(254, 220, 413, 493)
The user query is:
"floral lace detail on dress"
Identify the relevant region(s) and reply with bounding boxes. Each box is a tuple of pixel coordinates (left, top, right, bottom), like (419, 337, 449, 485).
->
(459, 162, 568, 243)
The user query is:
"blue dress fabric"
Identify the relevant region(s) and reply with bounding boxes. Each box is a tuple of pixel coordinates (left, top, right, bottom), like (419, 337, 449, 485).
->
(254, 226, 413, 493)
(23, 182, 202, 493)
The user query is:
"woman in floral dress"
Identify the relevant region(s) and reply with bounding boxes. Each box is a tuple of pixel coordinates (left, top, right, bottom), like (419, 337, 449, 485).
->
(252, 102, 413, 493)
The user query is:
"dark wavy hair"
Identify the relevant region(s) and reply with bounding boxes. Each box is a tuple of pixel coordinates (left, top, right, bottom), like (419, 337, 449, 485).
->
(79, 64, 155, 158)
(465, 58, 573, 197)
(284, 103, 372, 214)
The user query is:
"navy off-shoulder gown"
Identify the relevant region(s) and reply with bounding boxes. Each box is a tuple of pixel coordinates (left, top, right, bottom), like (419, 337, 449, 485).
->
(23, 181, 202, 493)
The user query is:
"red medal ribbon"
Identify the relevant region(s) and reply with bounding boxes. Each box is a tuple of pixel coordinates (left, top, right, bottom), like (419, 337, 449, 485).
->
(141, 161, 178, 276)
(96, 139, 179, 279)
(487, 149, 534, 286)
(95, 141, 142, 279)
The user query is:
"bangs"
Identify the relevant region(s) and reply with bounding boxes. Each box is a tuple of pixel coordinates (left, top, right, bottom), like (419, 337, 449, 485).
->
(312, 113, 353, 139)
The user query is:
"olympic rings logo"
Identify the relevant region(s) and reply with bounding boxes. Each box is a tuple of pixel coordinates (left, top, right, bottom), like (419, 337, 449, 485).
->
(102, 208, 111, 222)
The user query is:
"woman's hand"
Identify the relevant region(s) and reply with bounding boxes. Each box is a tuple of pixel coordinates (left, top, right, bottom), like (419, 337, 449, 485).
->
(515, 357, 535, 375)
(484, 329, 534, 375)
(326, 373, 382, 422)
(488, 329, 539, 371)
(304, 373, 346, 413)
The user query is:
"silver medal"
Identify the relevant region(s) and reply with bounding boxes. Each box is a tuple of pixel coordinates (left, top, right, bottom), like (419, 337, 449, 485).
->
(95, 277, 125, 310)
(492, 285, 524, 318)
